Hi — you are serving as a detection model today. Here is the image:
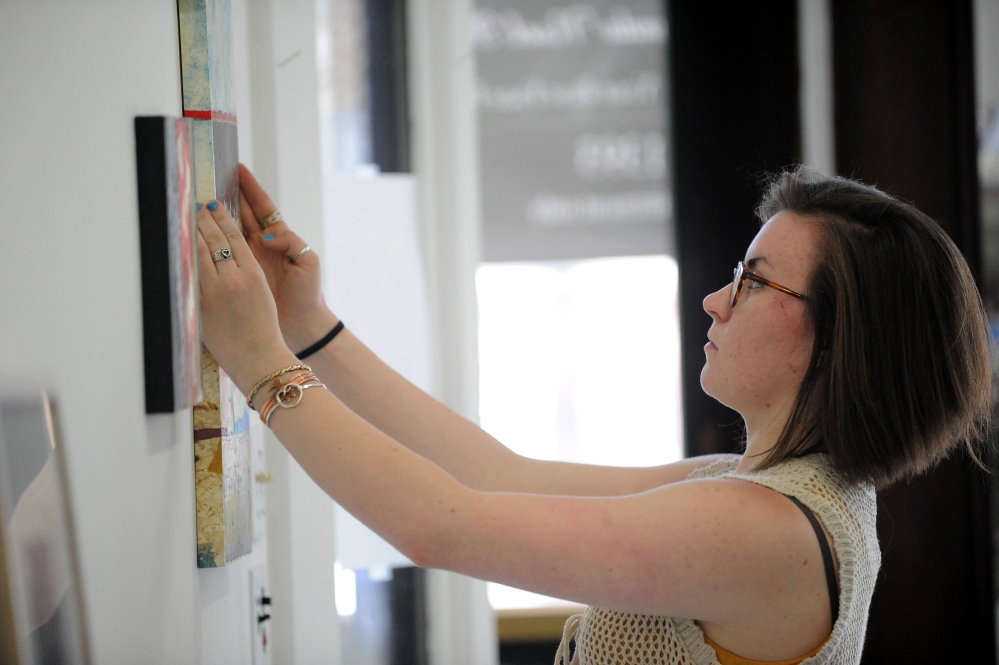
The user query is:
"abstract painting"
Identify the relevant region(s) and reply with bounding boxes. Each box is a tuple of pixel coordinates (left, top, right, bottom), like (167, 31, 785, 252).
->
(135, 115, 204, 413)
(193, 361, 251, 568)
(178, 0, 251, 567)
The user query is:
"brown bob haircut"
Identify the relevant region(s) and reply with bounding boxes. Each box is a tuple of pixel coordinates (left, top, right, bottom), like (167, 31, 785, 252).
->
(753, 167, 992, 487)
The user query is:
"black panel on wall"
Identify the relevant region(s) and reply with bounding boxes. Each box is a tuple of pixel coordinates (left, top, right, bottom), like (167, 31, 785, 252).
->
(832, 0, 994, 662)
(667, 0, 801, 458)
(351, 567, 428, 665)
(367, 0, 410, 173)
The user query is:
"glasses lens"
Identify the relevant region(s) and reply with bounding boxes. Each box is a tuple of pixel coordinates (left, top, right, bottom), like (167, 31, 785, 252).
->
(730, 262, 743, 308)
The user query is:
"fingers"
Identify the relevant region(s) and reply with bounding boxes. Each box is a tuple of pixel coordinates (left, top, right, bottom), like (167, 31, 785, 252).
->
(199, 202, 253, 269)
(239, 163, 288, 235)
(240, 191, 261, 241)
(209, 201, 256, 267)
(287, 243, 315, 266)
(237, 164, 314, 267)
(198, 205, 234, 272)
(240, 189, 290, 256)
(197, 227, 217, 278)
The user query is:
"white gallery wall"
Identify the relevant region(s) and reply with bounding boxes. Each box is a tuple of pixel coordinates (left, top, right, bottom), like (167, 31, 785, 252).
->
(0, 0, 338, 663)
(0, 1, 205, 661)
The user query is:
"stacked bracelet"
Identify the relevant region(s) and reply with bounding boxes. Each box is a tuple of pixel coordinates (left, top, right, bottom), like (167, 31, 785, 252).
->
(243, 321, 343, 417)
(296, 320, 345, 360)
(246, 364, 311, 410)
(258, 370, 326, 426)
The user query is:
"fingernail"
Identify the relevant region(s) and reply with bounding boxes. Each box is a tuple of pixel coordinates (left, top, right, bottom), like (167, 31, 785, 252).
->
(263, 234, 275, 240)
(207, 201, 218, 211)
(196, 202, 202, 211)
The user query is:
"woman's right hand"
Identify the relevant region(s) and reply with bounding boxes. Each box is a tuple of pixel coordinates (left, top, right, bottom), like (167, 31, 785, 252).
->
(237, 163, 339, 353)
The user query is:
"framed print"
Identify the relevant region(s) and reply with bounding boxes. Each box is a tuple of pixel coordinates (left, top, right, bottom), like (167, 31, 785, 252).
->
(0, 384, 91, 664)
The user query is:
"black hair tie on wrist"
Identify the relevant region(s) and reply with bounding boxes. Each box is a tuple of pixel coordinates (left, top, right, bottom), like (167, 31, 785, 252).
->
(296, 321, 345, 360)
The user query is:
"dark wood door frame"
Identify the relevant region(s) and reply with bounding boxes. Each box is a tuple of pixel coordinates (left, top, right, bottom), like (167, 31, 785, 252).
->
(832, 1, 994, 661)
(669, 0, 801, 458)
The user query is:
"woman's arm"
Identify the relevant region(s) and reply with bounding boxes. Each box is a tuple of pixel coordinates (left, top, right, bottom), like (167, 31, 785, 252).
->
(196, 200, 825, 631)
(302, 319, 733, 495)
(236, 164, 735, 495)
(254, 369, 791, 621)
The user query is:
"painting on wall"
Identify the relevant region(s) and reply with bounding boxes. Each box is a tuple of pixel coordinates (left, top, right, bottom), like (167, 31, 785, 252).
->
(178, 0, 251, 567)
(178, 0, 240, 219)
(135, 115, 204, 414)
(0, 386, 91, 664)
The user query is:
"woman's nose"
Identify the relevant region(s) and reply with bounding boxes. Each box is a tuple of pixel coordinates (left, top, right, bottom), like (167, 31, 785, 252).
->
(703, 285, 731, 321)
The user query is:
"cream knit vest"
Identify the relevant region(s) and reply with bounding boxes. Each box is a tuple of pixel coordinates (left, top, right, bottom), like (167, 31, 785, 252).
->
(554, 455, 880, 665)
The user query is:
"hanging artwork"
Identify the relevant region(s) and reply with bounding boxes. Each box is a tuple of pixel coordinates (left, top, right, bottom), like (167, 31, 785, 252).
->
(0, 386, 91, 664)
(178, 0, 251, 567)
(135, 116, 204, 414)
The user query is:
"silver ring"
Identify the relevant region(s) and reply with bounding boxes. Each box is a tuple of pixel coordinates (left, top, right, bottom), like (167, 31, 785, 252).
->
(289, 245, 311, 264)
(212, 247, 233, 262)
(259, 210, 284, 229)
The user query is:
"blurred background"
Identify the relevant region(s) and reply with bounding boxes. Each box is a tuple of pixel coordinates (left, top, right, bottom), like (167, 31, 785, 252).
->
(1, 0, 998, 663)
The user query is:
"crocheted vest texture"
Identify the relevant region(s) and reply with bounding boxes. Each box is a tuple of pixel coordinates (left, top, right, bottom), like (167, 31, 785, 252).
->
(554, 455, 880, 665)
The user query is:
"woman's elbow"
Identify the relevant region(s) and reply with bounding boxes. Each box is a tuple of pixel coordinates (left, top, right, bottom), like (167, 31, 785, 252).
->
(395, 531, 456, 570)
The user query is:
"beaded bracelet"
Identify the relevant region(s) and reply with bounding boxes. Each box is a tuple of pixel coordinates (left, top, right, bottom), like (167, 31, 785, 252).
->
(245, 364, 311, 410)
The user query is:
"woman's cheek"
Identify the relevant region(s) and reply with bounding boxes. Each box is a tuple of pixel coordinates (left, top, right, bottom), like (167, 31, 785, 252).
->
(772, 296, 812, 337)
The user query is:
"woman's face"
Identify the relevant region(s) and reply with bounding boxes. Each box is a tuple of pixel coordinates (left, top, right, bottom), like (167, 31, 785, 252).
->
(700, 211, 820, 427)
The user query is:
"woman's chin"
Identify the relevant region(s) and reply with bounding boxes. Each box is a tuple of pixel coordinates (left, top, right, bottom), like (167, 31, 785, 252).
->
(699, 371, 740, 413)
(699, 367, 721, 402)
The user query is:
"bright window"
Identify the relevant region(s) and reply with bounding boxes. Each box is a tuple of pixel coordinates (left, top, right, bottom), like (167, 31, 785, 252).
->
(477, 254, 684, 610)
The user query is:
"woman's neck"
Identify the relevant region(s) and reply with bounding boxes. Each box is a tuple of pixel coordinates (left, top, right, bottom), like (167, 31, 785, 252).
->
(736, 400, 795, 474)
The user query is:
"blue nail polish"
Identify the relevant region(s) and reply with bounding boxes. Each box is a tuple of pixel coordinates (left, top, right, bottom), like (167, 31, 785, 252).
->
(263, 234, 275, 240)
(196, 202, 202, 211)
(207, 201, 218, 211)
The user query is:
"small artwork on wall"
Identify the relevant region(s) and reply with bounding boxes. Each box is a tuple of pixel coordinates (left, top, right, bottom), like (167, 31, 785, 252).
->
(0, 385, 91, 664)
(178, 0, 251, 567)
(135, 116, 204, 413)
(194, 366, 251, 568)
(178, 0, 240, 222)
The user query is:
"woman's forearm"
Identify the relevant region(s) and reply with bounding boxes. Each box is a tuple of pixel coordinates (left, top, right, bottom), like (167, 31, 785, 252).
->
(299, 326, 729, 496)
(246, 352, 471, 565)
(301, 326, 532, 490)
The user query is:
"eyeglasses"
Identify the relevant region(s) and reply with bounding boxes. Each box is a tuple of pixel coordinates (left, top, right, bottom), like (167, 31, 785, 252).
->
(730, 261, 807, 308)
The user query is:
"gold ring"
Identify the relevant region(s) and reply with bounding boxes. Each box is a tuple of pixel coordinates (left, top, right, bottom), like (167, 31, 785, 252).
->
(289, 245, 311, 264)
(258, 210, 284, 229)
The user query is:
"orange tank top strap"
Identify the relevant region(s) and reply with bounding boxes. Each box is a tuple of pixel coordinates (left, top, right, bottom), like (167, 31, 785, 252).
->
(702, 634, 828, 665)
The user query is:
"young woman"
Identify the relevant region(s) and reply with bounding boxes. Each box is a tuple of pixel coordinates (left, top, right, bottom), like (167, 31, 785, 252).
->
(195, 166, 990, 664)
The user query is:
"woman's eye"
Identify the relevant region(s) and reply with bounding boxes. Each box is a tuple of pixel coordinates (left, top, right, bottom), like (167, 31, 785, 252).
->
(747, 279, 764, 289)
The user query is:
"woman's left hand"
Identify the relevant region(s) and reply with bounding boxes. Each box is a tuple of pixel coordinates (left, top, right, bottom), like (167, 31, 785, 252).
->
(197, 201, 299, 392)
(236, 164, 336, 353)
